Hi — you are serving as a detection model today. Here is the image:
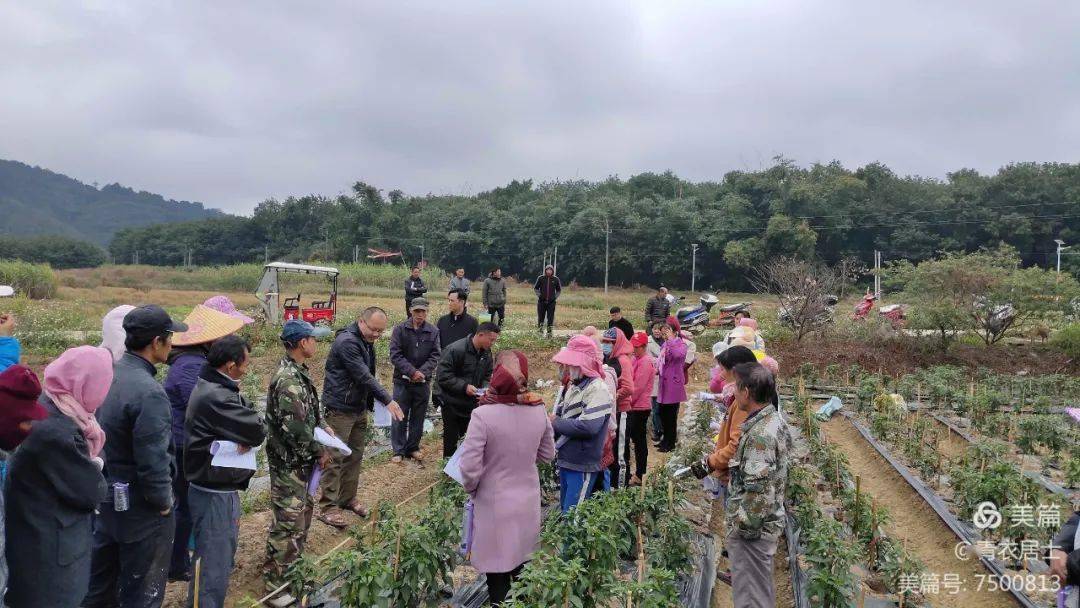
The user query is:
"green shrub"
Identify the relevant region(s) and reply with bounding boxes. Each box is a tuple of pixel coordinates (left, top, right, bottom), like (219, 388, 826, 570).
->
(0, 259, 58, 299)
(1051, 323, 1080, 360)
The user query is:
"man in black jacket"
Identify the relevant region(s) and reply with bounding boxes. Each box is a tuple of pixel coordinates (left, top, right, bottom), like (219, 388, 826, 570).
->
(608, 306, 634, 339)
(85, 305, 187, 608)
(533, 265, 561, 336)
(319, 306, 402, 528)
(184, 335, 266, 608)
(388, 297, 441, 464)
(432, 289, 477, 419)
(644, 287, 671, 326)
(403, 266, 427, 316)
(436, 321, 499, 457)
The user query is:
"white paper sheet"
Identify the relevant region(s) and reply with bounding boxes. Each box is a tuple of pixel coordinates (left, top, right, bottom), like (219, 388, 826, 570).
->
(314, 427, 352, 455)
(443, 445, 465, 485)
(373, 400, 391, 428)
(209, 441, 258, 471)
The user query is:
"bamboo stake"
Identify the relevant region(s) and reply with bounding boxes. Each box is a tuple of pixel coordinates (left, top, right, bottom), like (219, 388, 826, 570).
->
(637, 525, 646, 583)
(855, 475, 861, 511)
(392, 528, 403, 580)
(193, 558, 201, 608)
(667, 480, 674, 513)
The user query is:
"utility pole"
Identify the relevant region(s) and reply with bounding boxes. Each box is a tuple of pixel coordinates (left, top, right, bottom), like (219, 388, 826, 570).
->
(1055, 239, 1069, 276)
(553, 245, 558, 277)
(264, 245, 269, 263)
(353, 245, 359, 264)
(419, 244, 425, 265)
(690, 243, 699, 292)
(873, 250, 882, 299)
(603, 218, 611, 294)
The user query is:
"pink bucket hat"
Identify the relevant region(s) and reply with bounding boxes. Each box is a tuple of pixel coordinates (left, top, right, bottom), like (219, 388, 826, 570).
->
(202, 295, 255, 324)
(551, 335, 603, 378)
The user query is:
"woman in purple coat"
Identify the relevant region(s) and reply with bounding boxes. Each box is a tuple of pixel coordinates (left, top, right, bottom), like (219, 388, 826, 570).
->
(655, 316, 688, 452)
(458, 350, 555, 605)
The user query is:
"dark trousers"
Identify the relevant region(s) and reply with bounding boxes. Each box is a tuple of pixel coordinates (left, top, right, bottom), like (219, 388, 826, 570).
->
(187, 486, 241, 608)
(606, 412, 627, 489)
(169, 449, 192, 580)
(657, 402, 680, 450)
(536, 300, 556, 329)
(83, 509, 175, 608)
(650, 397, 662, 441)
(441, 406, 471, 458)
(391, 381, 430, 456)
(626, 411, 650, 478)
(487, 306, 505, 326)
(486, 563, 525, 606)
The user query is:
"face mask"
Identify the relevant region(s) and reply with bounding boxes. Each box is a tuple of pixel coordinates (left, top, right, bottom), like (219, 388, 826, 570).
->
(601, 343, 613, 356)
(568, 366, 583, 381)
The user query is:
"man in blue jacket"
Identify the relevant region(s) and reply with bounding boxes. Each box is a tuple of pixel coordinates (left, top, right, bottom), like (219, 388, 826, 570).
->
(84, 305, 188, 608)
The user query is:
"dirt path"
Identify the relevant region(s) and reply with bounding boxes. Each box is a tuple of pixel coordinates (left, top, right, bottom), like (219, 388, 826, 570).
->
(822, 417, 1016, 608)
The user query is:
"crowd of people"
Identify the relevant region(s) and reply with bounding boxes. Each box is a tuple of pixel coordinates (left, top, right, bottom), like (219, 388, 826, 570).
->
(0, 273, 1076, 608)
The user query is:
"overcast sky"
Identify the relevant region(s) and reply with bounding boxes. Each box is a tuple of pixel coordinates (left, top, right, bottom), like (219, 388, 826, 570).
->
(2, 1, 1078, 214)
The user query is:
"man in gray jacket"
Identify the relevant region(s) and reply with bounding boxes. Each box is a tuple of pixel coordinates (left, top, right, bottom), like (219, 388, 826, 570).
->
(482, 267, 508, 326)
(85, 305, 188, 608)
(448, 268, 471, 300)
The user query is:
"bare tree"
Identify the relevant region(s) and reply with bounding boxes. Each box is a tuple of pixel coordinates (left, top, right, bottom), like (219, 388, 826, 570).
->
(836, 255, 868, 299)
(751, 257, 841, 341)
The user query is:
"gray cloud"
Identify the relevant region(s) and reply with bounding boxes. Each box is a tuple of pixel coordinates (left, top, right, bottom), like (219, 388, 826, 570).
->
(1, 0, 1078, 213)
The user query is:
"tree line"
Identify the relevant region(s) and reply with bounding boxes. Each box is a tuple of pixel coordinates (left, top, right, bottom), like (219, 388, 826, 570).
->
(107, 159, 1080, 290)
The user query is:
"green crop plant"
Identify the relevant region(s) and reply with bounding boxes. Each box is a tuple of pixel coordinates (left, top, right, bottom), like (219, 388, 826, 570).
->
(328, 548, 394, 608)
(616, 568, 680, 608)
(504, 553, 595, 608)
(804, 518, 858, 608)
(284, 554, 324, 600)
(1064, 458, 1080, 488)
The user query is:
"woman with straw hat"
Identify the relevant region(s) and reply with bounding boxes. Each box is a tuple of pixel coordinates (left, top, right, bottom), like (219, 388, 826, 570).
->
(162, 304, 245, 582)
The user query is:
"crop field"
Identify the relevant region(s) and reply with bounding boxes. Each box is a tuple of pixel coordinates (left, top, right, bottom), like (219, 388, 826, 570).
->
(3, 261, 1076, 607)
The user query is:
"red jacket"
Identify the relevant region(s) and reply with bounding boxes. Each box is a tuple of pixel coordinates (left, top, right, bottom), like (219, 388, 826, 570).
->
(630, 353, 655, 412)
(607, 330, 635, 413)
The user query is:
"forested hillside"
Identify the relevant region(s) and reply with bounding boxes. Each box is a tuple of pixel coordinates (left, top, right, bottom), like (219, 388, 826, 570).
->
(0, 159, 224, 245)
(109, 159, 1080, 289)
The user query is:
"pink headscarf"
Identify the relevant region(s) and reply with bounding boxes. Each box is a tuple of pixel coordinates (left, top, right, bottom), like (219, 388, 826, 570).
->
(552, 335, 604, 379)
(203, 295, 255, 324)
(761, 355, 779, 376)
(580, 326, 605, 364)
(736, 318, 759, 331)
(43, 346, 113, 463)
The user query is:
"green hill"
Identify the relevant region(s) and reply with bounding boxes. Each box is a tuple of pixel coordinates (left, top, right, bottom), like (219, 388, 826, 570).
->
(0, 159, 225, 245)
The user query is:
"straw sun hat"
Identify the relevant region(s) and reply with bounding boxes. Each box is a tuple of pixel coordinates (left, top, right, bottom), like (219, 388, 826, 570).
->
(171, 305, 245, 347)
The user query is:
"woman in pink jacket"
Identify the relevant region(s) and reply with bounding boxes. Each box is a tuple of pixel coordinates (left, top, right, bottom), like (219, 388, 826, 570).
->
(655, 316, 688, 452)
(627, 332, 655, 485)
(458, 350, 556, 606)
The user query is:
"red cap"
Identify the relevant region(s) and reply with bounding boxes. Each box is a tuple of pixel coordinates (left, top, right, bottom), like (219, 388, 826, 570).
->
(0, 365, 46, 450)
(630, 331, 649, 348)
(666, 316, 681, 332)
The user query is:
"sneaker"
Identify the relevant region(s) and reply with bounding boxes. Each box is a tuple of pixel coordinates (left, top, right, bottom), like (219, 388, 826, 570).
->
(409, 450, 424, 463)
(391, 455, 404, 464)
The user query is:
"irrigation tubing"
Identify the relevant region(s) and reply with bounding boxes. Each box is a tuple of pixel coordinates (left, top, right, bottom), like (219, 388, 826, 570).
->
(841, 412, 1041, 608)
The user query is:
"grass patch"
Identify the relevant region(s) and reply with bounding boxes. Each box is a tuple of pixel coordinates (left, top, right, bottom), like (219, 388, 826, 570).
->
(0, 259, 58, 299)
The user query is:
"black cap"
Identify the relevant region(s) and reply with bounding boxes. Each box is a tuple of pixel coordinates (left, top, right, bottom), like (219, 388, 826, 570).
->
(123, 305, 188, 337)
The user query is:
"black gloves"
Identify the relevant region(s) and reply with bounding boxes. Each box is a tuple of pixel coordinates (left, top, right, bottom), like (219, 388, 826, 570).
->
(690, 457, 711, 480)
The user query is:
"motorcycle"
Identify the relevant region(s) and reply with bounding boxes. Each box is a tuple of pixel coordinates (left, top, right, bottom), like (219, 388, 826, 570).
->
(974, 297, 1016, 342)
(854, 292, 907, 329)
(779, 294, 839, 330)
(715, 301, 753, 328)
(676, 294, 719, 333)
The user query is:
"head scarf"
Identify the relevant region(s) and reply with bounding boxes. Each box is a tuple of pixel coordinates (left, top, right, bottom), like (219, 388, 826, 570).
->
(736, 317, 759, 331)
(479, 350, 544, 406)
(43, 346, 113, 462)
(0, 364, 45, 450)
(99, 305, 135, 362)
(665, 316, 681, 333)
(581, 326, 605, 364)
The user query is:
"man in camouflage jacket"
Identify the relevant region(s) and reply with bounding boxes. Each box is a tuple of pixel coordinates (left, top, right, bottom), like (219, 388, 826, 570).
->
(695, 362, 791, 608)
(262, 320, 331, 604)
